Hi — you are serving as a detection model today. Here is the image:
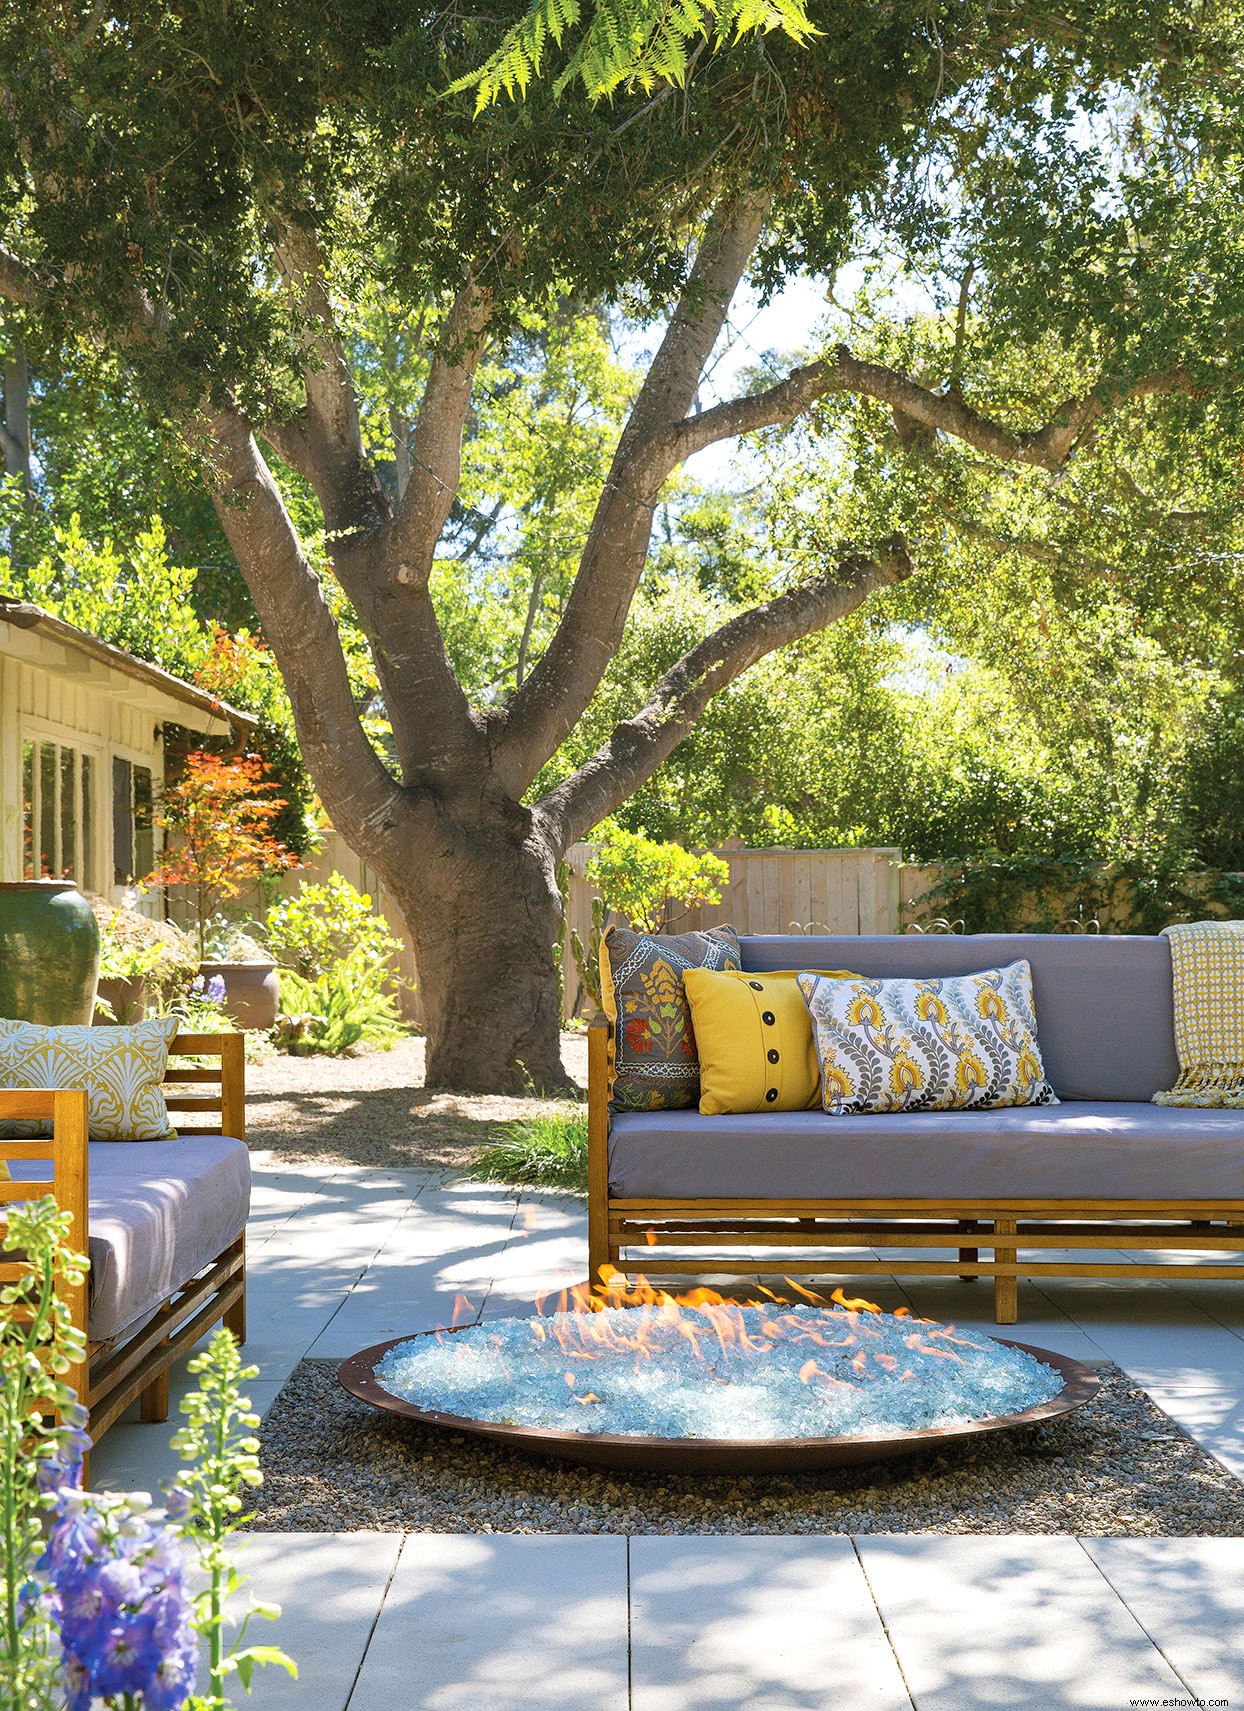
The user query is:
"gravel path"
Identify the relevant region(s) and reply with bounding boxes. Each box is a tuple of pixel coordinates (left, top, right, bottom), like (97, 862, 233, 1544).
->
(252, 1360, 1242, 1536)
(245, 1032, 587, 1172)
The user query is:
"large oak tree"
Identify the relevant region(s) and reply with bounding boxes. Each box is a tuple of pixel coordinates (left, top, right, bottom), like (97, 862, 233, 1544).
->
(1, 1, 1238, 1089)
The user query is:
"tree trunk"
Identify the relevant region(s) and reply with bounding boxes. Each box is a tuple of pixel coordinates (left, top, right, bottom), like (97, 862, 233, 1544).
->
(387, 809, 573, 1095)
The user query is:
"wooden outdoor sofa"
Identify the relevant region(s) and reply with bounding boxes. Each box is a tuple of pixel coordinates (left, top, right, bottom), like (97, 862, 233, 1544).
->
(587, 933, 1244, 1324)
(1, 1033, 248, 1443)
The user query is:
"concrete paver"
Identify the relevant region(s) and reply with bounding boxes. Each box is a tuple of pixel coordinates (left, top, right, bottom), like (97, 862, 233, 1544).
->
(348, 1534, 628, 1711)
(630, 1536, 911, 1711)
(856, 1536, 1186, 1711)
(228, 1532, 401, 1711)
(1084, 1537, 1244, 1707)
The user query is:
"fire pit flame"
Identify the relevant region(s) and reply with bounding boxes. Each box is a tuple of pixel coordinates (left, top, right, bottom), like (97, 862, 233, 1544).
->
(511, 1266, 973, 1391)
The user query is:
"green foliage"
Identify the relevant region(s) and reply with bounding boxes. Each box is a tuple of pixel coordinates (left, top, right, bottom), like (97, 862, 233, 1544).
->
(475, 1107, 589, 1191)
(276, 947, 406, 1055)
(0, 1198, 88, 1711)
(913, 856, 1244, 938)
(92, 899, 199, 995)
(454, 0, 817, 108)
(265, 873, 403, 981)
(570, 895, 607, 1012)
(170, 1329, 298, 1709)
(586, 826, 729, 931)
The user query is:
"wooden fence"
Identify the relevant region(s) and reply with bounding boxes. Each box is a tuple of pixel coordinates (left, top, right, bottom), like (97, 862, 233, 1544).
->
(560, 844, 913, 1019)
(183, 835, 937, 1028)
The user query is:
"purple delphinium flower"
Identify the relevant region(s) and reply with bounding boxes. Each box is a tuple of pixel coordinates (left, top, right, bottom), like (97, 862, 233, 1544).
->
(37, 1484, 199, 1711)
(205, 974, 227, 1005)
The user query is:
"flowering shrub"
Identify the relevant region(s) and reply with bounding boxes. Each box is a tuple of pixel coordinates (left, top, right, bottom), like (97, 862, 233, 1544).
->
(1, 1202, 294, 1711)
(145, 754, 296, 961)
(38, 1487, 198, 1710)
(0, 1197, 88, 1710)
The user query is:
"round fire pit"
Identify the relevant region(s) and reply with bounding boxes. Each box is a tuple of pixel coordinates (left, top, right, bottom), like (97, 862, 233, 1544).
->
(338, 1321, 1099, 1475)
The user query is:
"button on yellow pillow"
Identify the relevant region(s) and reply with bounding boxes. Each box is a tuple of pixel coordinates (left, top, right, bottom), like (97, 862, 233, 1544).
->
(682, 968, 856, 1115)
(0, 1015, 180, 1140)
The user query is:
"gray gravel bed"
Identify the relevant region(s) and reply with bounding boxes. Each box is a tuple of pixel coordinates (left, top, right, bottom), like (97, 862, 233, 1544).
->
(250, 1359, 1243, 1536)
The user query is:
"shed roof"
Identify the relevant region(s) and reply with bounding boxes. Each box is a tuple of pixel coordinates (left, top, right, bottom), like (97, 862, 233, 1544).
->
(0, 600, 257, 742)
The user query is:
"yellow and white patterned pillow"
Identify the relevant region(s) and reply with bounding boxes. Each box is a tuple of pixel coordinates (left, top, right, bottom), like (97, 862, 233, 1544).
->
(0, 1016, 179, 1140)
(797, 961, 1057, 1116)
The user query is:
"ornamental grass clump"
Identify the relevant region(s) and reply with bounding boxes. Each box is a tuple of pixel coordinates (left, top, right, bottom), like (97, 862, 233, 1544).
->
(475, 1107, 589, 1191)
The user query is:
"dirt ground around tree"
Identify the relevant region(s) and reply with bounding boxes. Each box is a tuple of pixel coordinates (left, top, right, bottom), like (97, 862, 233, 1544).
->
(244, 1032, 588, 1172)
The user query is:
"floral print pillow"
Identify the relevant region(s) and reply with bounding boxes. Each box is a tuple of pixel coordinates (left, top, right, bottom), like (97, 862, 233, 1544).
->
(796, 960, 1058, 1116)
(600, 925, 741, 1111)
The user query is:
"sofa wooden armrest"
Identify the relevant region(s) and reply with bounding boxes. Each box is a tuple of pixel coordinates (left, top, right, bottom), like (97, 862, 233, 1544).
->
(587, 1013, 611, 1286)
(0, 1032, 248, 1445)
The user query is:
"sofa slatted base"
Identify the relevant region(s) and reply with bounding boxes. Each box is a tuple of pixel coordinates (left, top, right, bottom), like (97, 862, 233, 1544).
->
(87, 1234, 246, 1439)
(604, 1205, 1244, 1322)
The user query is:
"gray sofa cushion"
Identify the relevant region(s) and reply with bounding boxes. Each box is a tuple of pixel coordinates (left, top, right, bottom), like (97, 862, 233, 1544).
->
(11, 1134, 250, 1343)
(608, 1104, 1244, 1201)
(742, 934, 1179, 1103)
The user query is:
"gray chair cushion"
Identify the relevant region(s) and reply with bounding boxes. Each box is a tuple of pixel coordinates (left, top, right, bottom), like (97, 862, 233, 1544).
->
(11, 1134, 250, 1343)
(741, 934, 1180, 1103)
(608, 1104, 1244, 1201)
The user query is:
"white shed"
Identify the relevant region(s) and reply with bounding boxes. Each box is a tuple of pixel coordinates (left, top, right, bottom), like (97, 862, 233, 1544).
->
(0, 599, 253, 909)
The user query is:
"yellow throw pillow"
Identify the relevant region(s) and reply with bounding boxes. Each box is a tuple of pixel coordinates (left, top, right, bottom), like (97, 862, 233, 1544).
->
(0, 1015, 179, 1140)
(682, 968, 856, 1115)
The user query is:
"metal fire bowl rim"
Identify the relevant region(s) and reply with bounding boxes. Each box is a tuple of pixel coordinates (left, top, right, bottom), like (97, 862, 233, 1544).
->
(336, 1323, 1101, 1474)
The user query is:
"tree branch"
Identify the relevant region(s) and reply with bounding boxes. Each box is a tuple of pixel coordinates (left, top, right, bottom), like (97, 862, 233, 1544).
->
(273, 220, 391, 544)
(388, 272, 498, 585)
(200, 403, 412, 862)
(659, 358, 837, 460)
(664, 344, 1193, 471)
(497, 190, 772, 796)
(537, 535, 914, 851)
(271, 221, 484, 784)
(0, 246, 42, 306)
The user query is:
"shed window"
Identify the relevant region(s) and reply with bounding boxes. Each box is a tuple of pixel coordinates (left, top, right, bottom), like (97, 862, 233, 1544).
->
(112, 758, 154, 886)
(22, 739, 95, 891)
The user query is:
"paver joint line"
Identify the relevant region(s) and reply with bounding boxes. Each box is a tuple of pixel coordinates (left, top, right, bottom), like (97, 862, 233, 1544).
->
(849, 1536, 917, 1711)
(342, 1532, 407, 1711)
(1074, 1535, 1201, 1707)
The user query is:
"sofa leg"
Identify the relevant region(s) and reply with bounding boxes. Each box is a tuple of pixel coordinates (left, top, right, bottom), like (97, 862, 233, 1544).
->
(224, 1287, 247, 1346)
(140, 1366, 170, 1424)
(957, 1219, 981, 1283)
(994, 1218, 1018, 1324)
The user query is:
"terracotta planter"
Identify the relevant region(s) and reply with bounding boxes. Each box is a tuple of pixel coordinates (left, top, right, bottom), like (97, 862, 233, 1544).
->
(199, 961, 280, 1031)
(0, 879, 100, 1024)
(95, 974, 151, 1025)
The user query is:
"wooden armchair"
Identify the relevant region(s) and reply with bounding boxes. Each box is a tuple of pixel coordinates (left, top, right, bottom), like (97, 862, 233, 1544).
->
(0, 1033, 247, 1444)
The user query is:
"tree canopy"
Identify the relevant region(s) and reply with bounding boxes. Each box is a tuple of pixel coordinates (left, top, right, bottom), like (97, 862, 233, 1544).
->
(3, 0, 1243, 1087)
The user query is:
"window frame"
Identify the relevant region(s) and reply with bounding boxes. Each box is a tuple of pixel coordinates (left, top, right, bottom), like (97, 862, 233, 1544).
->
(19, 722, 107, 894)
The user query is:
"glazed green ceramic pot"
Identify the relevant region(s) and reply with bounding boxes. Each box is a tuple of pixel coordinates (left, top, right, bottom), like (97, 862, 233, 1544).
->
(0, 880, 101, 1025)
